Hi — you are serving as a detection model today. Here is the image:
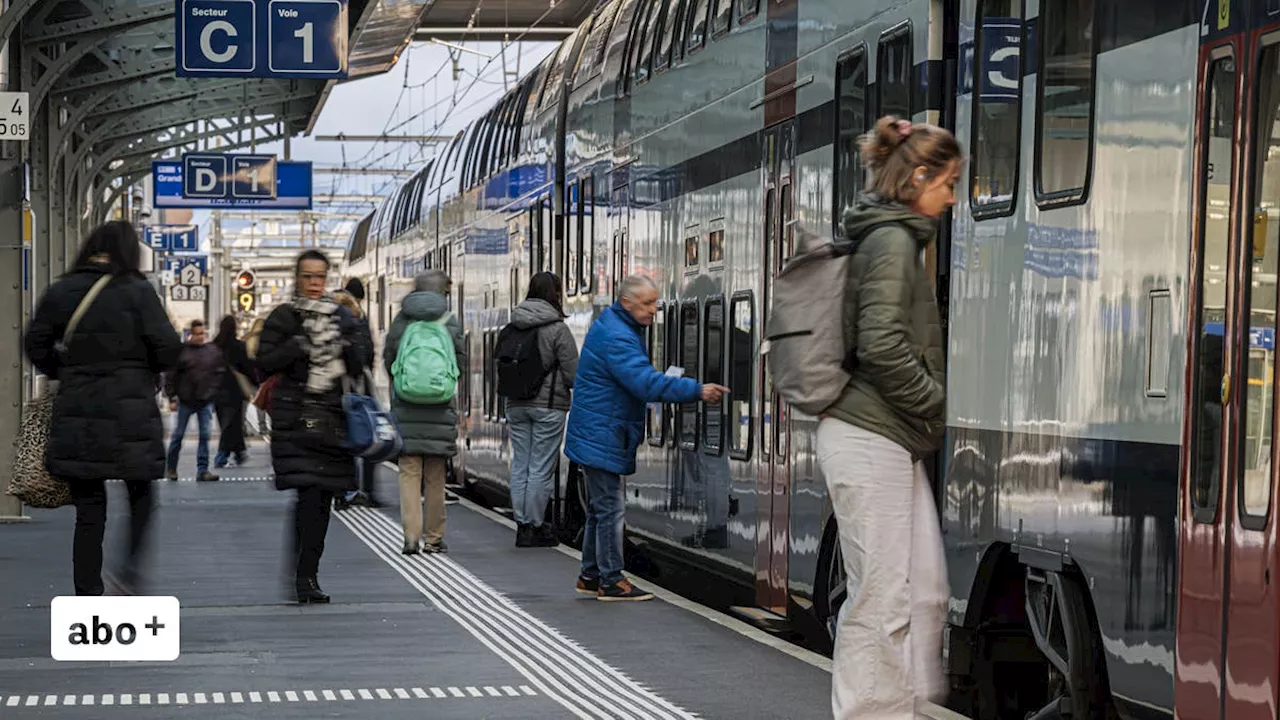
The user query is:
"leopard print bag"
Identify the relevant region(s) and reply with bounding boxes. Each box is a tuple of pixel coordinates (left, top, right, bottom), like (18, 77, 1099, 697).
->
(5, 274, 112, 509)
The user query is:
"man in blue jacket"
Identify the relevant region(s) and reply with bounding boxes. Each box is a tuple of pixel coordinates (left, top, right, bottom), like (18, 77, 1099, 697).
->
(564, 274, 728, 601)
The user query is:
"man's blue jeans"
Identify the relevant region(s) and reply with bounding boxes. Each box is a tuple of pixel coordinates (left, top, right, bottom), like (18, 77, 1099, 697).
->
(580, 465, 625, 586)
(167, 403, 213, 475)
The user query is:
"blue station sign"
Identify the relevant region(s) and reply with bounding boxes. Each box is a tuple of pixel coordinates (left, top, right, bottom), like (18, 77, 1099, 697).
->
(176, 0, 349, 79)
(181, 153, 278, 200)
(144, 225, 200, 252)
(153, 159, 313, 209)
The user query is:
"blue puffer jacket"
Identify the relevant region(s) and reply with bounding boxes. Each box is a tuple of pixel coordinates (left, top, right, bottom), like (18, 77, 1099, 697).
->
(564, 302, 701, 475)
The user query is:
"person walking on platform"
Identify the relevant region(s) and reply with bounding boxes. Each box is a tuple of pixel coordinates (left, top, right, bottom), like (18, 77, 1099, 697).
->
(385, 269, 465, 556)
(816, 116, 961, 719)
(256, 250, 370, 603)
(211, 315, 258, 469)
(563, 274, 727, 601)
(333, 279, 382, 510)
(499, 272, 579, 548)
(164, 319, 224, 482)
(24, 220, 183, 596)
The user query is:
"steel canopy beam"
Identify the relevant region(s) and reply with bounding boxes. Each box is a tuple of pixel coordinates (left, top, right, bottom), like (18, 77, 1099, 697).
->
(23, 1, 173, 45)
(88, 88, 321, 145)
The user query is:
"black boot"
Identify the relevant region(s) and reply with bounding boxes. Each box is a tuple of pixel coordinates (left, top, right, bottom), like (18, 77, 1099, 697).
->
(515, 523, 533, 547)
(296, 577, 330, 604)
(533, 523, 559, 547)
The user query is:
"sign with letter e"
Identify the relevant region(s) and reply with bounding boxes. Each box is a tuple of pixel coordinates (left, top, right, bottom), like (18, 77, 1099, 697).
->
(176, 0, 347, 79)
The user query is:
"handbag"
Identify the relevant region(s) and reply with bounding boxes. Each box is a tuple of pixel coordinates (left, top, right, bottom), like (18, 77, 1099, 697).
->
(341, 370, 403, 463)
(7, 274, 112, 509)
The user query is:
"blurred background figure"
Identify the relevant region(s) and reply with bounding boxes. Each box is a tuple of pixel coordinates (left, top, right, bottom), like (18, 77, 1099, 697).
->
(212, 314, 260, 468)
(23, 220, 182, 596)
(163, 319, 223, 482)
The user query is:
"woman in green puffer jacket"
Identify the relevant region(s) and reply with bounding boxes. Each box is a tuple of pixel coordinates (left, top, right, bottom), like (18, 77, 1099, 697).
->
(820, 115, 963, 720)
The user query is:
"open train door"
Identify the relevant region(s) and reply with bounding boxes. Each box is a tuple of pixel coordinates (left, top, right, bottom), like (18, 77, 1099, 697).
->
(1177, 4, 1280, 718)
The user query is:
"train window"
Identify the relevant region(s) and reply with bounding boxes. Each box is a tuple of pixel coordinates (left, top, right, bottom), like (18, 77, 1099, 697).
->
(635, 1, 663, 85)
(679, 300, 700, 451)
(736, 0, 759, 23)
(648, 303, 667, 446)
(567, 182, 579, 296)
(834, 47, 868, 223)
(461, 330, 472, 417)
(709, 228, 724, 264)
(685, 234, 699, 267)
(1241, 44, 1280, 525)
(780, 182, 794, 260)
(622, 0, 654, 92)
(483, 330, 494, 419)
(727, 293, 754, 460)
(711, 0, 732, 39)
(543, 195, 555, 274)
(1035, 0, 1095, 204)
(579, 178, 593, 293)
(665, 309, 680, 447)
(971, 0, 1023, 216)
(1190, 54, 1235, 523)
(877, 26, 912, 121)
(702, 296, 725, 455)
(686, 0, 711, 54)
(655, 0, 686, 72)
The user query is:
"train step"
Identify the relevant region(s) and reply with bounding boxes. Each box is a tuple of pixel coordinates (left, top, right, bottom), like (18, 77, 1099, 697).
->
(727, 606, 791, 634)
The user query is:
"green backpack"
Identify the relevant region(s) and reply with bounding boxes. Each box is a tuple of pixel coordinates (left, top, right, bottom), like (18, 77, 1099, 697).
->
(391, 313, 459, 405)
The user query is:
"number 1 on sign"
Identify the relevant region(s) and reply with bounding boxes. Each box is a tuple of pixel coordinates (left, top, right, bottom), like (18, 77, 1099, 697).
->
(295, 22, 313, 64)
(248, 168, 259, 193)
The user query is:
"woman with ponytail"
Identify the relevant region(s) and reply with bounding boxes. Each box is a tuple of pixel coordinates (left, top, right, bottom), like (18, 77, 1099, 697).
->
(819, 115, 963, 719)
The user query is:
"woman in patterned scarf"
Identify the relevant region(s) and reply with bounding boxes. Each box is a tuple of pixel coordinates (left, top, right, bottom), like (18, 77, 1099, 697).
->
(255, 250, 371, 603)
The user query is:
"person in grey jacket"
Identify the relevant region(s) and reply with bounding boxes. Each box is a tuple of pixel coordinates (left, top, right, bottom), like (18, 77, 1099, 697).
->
(504, 272, 579, 547)
(383, 270, 466, 554)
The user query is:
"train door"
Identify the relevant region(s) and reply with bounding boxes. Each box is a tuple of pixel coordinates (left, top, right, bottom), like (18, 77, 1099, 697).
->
(1177, 16, 1280, 720)
(755, 118, 795, 614)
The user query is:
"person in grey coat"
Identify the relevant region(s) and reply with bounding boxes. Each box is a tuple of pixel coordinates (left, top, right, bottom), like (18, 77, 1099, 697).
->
(383, 269, 466, 554)
(503, 272, 579, 548)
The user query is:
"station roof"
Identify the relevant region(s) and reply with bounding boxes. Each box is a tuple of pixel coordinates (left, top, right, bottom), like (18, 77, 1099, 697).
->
(415, 0, 601, 42)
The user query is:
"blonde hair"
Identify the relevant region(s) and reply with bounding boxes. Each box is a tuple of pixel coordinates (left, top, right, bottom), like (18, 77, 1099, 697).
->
(860, 115, 962, 205)
(334, 290, 363, 318)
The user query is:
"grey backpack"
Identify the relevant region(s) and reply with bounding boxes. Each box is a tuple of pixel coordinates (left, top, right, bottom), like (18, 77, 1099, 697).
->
(762, 222, 892, 416)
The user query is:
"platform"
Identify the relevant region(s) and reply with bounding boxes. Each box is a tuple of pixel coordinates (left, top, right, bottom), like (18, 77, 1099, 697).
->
(0, 445, 833, 718)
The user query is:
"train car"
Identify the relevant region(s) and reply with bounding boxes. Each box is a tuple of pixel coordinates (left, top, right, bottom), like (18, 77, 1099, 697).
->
(344, 0, 1280, 717)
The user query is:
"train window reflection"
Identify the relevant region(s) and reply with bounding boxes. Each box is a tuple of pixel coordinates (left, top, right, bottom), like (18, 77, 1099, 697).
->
(1035, 0, 1094, 202)
(735, 0, 759, 22)
(834, 47, 868, 224)
(680, 301, 700, 450)
(686, 0, 711, 53)
(728, 293, 754, 460)
(971, 0, 1023, 215)
(877, 28, 911, 123)
(648, 304, 667, 446)
(1241, 45, 1280, 524)
(1190, 55, 1235, 522)
(702, 297, 725, 455)
(711, 0, 732, 38)
(567, 182, 579, 296)
(655, 0, 685, 72)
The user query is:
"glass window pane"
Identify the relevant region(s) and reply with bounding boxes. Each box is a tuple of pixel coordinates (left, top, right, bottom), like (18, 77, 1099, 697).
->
(712, 0, 732, 35)
(649, 305, 667, 444)
(687, 0, 711, 52)
(680, 301, 700, 449)
(1037, 0, 1094, 197)
(1243, 47, 1280, 520)
(729, 295, 754, 458)
(972, 0, 1023, 212)
(1191, 56, 1235, 519)
(878, 31, 911, 121)
(567, 183, 579, 296)
(835, 49, 868, 219)
(736, 0, 759, 21)
(702, 298, 725, 453)
(656, 0, 684, 70)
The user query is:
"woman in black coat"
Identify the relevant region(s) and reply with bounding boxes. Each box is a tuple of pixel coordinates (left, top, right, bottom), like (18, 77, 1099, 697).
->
(24, 221, 183, 596)
(255, 250, 369, 603)
(212, 314, 258, 468)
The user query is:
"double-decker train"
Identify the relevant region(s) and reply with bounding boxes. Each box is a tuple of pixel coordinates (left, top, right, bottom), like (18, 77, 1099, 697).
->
(343, 0, 1280, 717)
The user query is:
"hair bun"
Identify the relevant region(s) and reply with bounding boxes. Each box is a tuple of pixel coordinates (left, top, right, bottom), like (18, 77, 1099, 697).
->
(861, 115, 909, 171)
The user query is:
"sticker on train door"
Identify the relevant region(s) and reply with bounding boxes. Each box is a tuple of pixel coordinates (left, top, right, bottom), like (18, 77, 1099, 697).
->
(1219, 0, 1229, 29)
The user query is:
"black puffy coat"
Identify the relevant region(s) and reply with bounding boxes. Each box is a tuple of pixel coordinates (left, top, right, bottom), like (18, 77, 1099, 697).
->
(256, 299, 369, 493)
(24, 264, 183, 482)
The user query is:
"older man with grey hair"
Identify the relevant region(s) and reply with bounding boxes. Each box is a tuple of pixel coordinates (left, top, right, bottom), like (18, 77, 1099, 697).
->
(383, 269, 466, 555)
(563, 273, 728, 601)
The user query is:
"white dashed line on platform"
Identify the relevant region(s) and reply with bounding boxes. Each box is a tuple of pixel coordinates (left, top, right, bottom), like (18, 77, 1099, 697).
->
(0, 686, 535, 708)
(106, 476, 274, 483)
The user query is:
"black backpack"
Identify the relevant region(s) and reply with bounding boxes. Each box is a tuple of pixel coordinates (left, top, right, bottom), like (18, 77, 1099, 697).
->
(495, 323, 556, 402)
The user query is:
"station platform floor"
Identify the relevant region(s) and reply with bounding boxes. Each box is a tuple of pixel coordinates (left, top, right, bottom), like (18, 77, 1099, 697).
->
(0, 439, 836, 719)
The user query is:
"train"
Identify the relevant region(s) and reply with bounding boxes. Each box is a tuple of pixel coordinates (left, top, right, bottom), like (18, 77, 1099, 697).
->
(341, 0, 1280, 717)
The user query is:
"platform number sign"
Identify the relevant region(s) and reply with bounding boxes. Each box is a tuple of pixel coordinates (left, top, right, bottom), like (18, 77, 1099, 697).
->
(179, 262, 203, 286)
(0, 92, 30, 140)
(176, 0, 348, 79)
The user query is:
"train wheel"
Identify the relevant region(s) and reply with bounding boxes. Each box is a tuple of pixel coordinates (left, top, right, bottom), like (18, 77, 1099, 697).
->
(1022, 569, 1117, 720)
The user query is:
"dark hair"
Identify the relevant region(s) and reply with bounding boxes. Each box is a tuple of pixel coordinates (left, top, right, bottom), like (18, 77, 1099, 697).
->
(861, 115, 963, 205)
(526, 272, 564, 316)
(73, 220, 142, 277)
(343, 277, 365, 301)
(294, 249, 330, 276)
(190, 319, 204, 330)
(214, 315, 237, 350)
